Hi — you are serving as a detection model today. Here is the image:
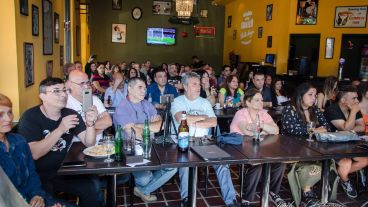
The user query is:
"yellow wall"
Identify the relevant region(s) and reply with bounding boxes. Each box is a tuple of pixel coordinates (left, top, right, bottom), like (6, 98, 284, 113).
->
(0, 0, 20, 118)
(223, 0, 368, 76)
(15, 0, 65, 118)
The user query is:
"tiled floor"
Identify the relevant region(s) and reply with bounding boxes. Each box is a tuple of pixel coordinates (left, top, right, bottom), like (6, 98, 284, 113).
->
(116, 167, 368, 207)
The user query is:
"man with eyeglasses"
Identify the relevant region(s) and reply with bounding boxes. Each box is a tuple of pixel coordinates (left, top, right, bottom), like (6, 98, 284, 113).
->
(113, 77, 177, 202)
(325, 85, 368, 199)
(66, 70, 112, 144)
(217, 65, 232, 87)
(17, 77, 103, 207)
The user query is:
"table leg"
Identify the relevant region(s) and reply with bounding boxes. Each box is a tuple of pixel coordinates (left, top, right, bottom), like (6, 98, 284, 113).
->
(261, 163, 270, 207)
(321, 159, 330, 204)
(188, 166, 198, 207)
(240, 164, 244, 201)
(106, 174, 117, 207)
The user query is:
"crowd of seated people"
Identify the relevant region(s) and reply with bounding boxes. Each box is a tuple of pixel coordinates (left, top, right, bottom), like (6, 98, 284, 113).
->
(3, 55, 368, 207)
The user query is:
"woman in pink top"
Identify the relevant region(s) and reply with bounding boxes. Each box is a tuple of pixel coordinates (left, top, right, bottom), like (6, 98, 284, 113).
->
(230, 88, 278, 136)
(230, 88, 287, 206)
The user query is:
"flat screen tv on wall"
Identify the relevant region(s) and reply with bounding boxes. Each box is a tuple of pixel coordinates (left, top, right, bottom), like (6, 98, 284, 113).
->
(147, 27, 176, 45)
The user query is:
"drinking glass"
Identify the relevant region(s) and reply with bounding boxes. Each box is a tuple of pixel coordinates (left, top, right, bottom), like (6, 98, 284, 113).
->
(306, 121, 315, 142)
(104, 135, 115, 163)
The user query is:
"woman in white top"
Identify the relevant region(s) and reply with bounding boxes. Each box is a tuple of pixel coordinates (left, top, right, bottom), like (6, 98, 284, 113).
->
(272, 77, 289, 105)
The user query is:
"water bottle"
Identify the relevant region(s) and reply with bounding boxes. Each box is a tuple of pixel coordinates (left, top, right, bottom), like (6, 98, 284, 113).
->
(253, 114, 261, 142)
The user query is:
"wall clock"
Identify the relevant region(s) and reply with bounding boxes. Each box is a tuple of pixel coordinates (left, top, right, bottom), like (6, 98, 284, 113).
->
(132, 7, 142, 20)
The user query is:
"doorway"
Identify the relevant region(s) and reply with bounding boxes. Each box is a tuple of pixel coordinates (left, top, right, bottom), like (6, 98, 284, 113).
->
(340, 34, 368, 80)
(288, 34, 320, 76)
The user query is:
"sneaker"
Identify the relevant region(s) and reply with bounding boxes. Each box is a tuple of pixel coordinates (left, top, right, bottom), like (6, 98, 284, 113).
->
(133, 187, 157, 202)
(180, 197, 188, 207)
(269, 191, 288, 207)
(226, 200, 241, 207)
(361, 200, 368, 207)
(340, 179, 358, 198)
(301, 191, 320, 207)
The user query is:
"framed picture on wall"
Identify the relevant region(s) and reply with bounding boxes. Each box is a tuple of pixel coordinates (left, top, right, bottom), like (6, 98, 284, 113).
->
(112, 0, 122, 10)
(227, 16, 232, 28)
(24, 43, 34, 87)
(54, 13, 60, 43)
(267, 36, 272, 48)
(296, 0, 318, 25)
(334, 6, 367, 28)
(112, 24, 126, 43)
(42, 0, 53, 55)
(325, 37, 335, 59)
(266, 4, 273, 21)
(32, 5, 39, 36)
(60, 45, 64, 66)
(258, 27, 263, 38)
(46, 60, 53, 78)
(200, 9, 208, 18)
(20, 0, 29, 16)
(152, 1, 171, 15)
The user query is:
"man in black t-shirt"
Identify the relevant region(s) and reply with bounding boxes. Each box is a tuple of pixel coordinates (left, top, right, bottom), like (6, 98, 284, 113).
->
(325, 85, 368, 199)
(18, 77, 103, 207)
(247, 72, 273, 107)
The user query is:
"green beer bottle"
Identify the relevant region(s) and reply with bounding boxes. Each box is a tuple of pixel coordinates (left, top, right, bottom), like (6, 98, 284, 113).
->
(142, 119, 151, 158)
(114, 125, 123, 161)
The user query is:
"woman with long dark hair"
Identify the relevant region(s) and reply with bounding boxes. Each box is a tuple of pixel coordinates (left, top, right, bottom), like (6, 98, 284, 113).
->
(317, 76, 337, 111)
(91, 63, 111, 96)
(218, 75, 244, 108)
(195, 70, 217, 106)
(272, 77, 289, 106)
(281, 83, 331, 206)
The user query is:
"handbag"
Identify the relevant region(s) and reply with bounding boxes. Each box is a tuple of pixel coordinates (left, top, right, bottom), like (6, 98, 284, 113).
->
(315, 131, 360, 142)
(216, 132, 244, 145)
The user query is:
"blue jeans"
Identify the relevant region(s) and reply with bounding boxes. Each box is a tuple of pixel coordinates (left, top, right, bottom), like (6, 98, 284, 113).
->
(179, 165, 236, 205)
(133, 168, 177, 195)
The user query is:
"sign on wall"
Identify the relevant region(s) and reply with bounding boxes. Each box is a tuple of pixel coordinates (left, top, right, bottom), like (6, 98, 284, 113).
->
(334, 6, 367, 28)
(240, 11, 254, 45)
(194, 26, 215, 38)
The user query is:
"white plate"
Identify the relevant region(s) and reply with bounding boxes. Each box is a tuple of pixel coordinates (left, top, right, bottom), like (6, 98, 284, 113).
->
(83, 145, 114, 158)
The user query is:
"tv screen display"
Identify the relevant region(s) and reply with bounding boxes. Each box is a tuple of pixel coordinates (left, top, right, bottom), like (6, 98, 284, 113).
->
(147, 28, 176, 45)
(265, 54, 276, 65)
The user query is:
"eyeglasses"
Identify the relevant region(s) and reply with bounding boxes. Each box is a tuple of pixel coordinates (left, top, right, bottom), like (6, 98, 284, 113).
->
(45, 89, 71, 95)
(70, 80, 91, 87)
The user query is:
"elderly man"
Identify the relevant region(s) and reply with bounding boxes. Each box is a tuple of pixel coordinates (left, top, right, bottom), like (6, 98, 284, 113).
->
(17, 77, 103, 207)
(113, 77, 177, 202)
(146, 68, 178, 110)
(66, 70, 112, 144)
(171, 72, 238, 207)
(247, 71, 273, 107)
(325, 85, 368, 199)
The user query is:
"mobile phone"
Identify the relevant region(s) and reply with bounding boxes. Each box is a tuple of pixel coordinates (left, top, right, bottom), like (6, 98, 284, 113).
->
(91, 54, 97, 59)
(82, 88, 93, 112)
(62, 161, 86, 168)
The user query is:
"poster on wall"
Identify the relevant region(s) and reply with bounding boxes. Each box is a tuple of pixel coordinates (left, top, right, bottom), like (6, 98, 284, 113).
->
(46, 60, 53, 78)
(334, 6, 367, 28)
(112, 24, 126, 43)
(42, 0, 53, 55)
(32, 5, 39, 36)
(296, 0, 318, 25)
(24, 43, 34, 87)
(152, 1, 171, 15)
(266, 4, 273, 21)
(54, 12, 59, 43)
(112, 0, 122, 10)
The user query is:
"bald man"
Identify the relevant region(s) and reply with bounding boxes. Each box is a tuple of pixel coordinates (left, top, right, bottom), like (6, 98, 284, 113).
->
(66, 70, 112, 144)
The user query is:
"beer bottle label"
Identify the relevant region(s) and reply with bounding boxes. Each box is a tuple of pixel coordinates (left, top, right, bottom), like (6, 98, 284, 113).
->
(178, 132, 189, 149)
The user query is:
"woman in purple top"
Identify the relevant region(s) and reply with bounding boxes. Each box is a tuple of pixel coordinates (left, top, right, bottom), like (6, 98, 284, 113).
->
(91, 63, 111, 96)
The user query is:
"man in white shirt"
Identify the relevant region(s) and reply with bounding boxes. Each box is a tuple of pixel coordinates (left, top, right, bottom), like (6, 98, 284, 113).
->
(66, 70, 112, 144)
